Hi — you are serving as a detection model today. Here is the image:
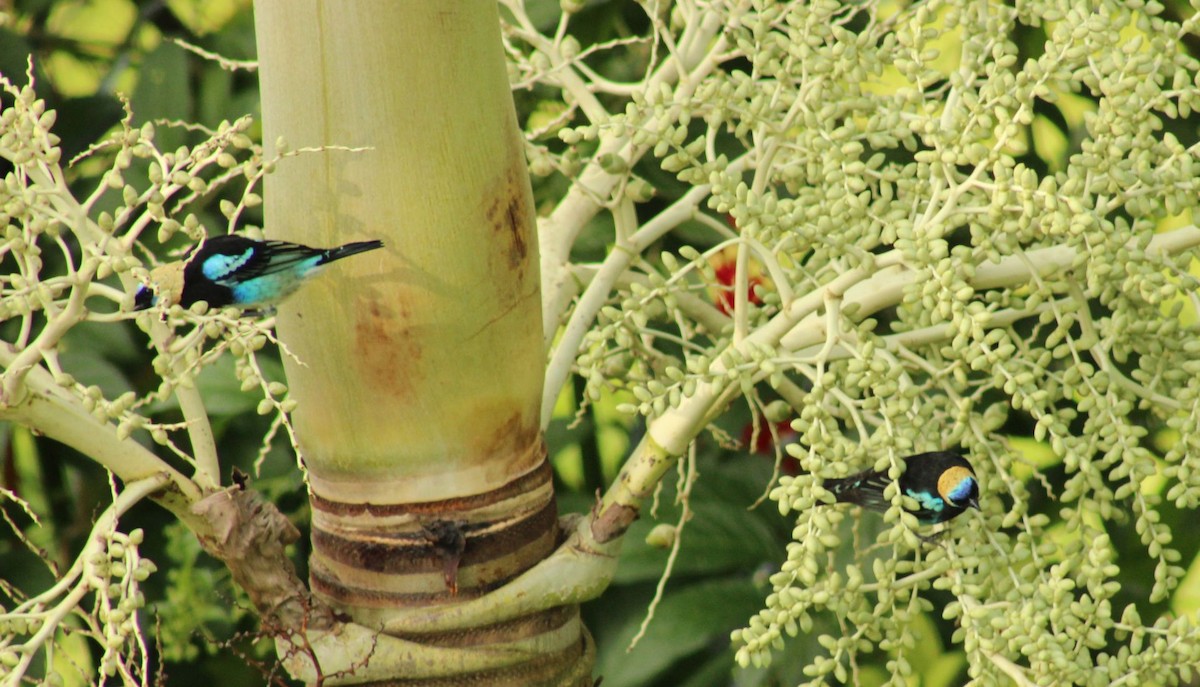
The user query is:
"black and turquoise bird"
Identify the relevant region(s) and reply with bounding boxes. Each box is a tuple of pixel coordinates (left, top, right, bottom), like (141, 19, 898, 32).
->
(825, 451, 980, 525)
(133, 234, 384, 312)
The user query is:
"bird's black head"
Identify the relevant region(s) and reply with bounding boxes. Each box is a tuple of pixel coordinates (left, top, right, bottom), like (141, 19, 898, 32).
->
(133, 285, 156, 311)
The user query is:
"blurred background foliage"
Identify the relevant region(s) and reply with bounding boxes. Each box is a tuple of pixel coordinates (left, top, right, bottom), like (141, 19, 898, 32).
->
(2, 1, 1200, 686)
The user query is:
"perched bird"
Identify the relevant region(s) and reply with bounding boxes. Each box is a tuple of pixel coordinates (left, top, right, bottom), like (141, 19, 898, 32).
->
(824, 451, 980, 525)
(133, 234, 384, 312)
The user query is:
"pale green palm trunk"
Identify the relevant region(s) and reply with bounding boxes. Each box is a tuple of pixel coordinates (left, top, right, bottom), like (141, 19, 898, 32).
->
(254, 2, 587, 683)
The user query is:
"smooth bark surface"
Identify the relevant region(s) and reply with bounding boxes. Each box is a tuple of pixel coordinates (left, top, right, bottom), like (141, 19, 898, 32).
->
(256, 2, 588, 684)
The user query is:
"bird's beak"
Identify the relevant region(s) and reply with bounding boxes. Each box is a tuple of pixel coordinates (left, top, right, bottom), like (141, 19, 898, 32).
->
(967, 497, 980, 511)
(133, 286, 156, 311)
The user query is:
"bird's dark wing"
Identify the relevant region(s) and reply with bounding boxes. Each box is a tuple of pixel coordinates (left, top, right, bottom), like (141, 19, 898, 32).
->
(188, 239, 321, 287)
(826, 470, 892, 513)
(223, 241, 321, 282)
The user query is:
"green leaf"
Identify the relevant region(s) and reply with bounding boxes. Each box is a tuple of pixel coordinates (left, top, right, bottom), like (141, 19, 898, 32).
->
(166, 0, 245, 36)
(615, 499, 782, 583)
(1172, 546, 1200, 616)
(925, 651, 969, 687)
(131, 41, 193, 152)
(675, 650, 738, 687)
(46, 0, 136, 46)
(595, 578, 764, 687)
(897, 610, 965, 687)
(148, 354, 284, 417)
(57, 348, 134, 400)
(62, 320, 141, 364)
(1007, 434, 1061, 481)
(1031, 114, 1068, 172)
(613, 454, 787, 583)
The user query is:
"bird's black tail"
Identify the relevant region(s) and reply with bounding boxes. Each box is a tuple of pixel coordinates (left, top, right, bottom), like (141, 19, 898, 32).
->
(320, 240, 385, 265)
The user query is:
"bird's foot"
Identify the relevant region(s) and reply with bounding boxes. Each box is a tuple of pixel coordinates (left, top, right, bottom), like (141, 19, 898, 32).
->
(916, 529, 948, 547)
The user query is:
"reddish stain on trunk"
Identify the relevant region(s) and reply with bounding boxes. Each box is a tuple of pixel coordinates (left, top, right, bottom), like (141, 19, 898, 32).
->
(354, 296, 421, 398)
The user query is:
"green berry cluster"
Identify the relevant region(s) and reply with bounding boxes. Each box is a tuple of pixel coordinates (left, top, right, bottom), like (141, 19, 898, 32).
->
(512, 0, 1200, 682)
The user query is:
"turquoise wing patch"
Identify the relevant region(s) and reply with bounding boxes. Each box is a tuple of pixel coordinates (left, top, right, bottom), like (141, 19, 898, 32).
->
(202, 248, 256, 282)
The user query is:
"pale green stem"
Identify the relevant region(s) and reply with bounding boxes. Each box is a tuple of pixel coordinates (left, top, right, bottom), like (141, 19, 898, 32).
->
(0, 344, 203, 523)
(594, 224, 1200, 537)
(733, 239, 750, 342)
(4, 474, 169, 687)
(540, 155, 750, 427)
(539, 13, 730, 347)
